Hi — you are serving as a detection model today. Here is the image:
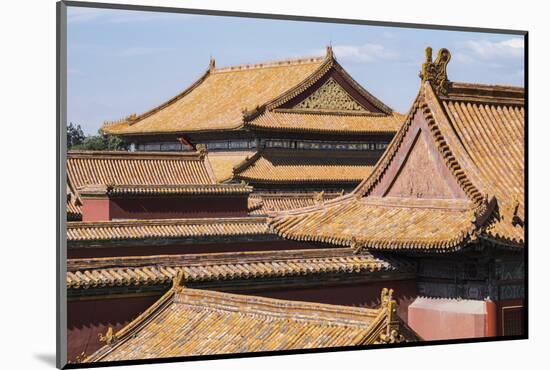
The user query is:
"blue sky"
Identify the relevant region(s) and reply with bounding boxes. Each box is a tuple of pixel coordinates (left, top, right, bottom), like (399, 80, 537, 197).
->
(67, 7, 525, 135)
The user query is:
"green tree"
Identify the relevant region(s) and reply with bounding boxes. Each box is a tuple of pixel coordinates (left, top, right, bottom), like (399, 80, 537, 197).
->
(68, 127, 128, 151)
(67, 122, 85, 148)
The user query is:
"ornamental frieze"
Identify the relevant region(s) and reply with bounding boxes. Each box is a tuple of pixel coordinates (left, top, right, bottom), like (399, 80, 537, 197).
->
(294, 78, 366, 111)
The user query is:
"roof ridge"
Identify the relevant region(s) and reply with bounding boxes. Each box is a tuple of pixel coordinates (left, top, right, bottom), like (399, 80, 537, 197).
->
(67, 247, 372, 269)
(173, 287, 381, 319)
(450, 81, 524, 91)
(67, 150, 204, 160)
(213, 55, 325, 73)
(67, 216, 268, 228)
(271, 108, 388, 116)
(102, 65, 212, 133)
(232, 150, 262, 175)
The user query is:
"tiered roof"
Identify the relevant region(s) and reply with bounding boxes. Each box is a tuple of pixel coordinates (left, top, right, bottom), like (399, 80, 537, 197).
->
(83, 278, 405, 362)
(234, 149, 380, 185)
(102, 47, 401, 136)
(67, 248, 415, 291)
(271, 48, 525, 252)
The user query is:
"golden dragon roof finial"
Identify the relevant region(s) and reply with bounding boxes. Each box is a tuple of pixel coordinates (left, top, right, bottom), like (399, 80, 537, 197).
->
(419, 47, 451, 95)
(377, 288, 405, 344)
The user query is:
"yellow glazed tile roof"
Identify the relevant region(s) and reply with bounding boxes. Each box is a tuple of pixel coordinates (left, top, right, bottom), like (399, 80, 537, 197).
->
(67, 217, 272, 242)
(66, 183, 82, 221)
(103, 48, 399, 136)
(248, 191, 344, 215)
(67, 248, 415, 290)
(102, 56, 325, 135)
(439, 83, 524, 245)
(81, 183, 252, 196)
(272, 197, 478, 251)
(206, 151, 255, 182)
(67, 150, 216, 188)
(67, 150, 251, 197)
(83, 282, 405, 362)
(271, 49, 524, 251)
(234, 149, 379, 184)
(248, 110, 404, 134)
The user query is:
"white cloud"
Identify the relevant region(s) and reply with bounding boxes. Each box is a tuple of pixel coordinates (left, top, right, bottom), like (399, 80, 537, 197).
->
(461, 38, 524, 60)
(316, 43, 399, 63)
(453, 52, 476, 65)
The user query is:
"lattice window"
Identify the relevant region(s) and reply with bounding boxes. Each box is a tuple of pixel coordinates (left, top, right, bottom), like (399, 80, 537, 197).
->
(502, 306, 524, 336)
(294, 78, 366, 111)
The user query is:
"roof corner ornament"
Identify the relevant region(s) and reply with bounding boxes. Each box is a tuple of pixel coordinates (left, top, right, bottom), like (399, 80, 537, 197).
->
(377, 288, 405, 344)
(208, 57, 216, 72)
(195, 143, 208, 159)
(380, 287, 393, 306)
(74, 352, 88, 363)
(98, 327, 116, 345)
(326, 44, 334, 59)
(242, 105, 265, 121)
(350, 236, 362, 254)
(172, 270, 187, 290)
(126, 113, 137, 123)
(511, 198, 523, 227)
(313, 190, 325, 204)
(419, 47, 451, 95)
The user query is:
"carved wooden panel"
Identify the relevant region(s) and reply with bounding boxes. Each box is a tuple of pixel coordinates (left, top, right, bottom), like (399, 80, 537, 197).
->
(385, 130, 455, 199)
(294, 78, 366, 111)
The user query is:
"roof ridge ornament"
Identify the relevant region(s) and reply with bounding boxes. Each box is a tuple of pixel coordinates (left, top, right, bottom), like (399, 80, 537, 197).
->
(377, 288, 405, 344)
(195, 143, 208, 159)
(172, 270, 188, 291)
(326, 44, 334, 59)
(208, 57, 216, 72)
(419, 47, 451, 95)
(98, 327, 116, 345)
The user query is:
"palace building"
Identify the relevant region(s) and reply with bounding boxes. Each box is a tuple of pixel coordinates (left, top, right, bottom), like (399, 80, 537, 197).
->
(66, 46, 525, 364)
(272, 47, 525, 340)
(65, 147, 416, 362)
(100, 47, 403, 213)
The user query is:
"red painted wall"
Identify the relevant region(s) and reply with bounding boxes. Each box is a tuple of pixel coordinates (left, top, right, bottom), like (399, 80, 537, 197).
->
(109, 196, 249, 220)
(81, 198, 110, 222)
(67, 295, 162, 363)
(408, 298, 496, 341)
(80, 196, 249, 221)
